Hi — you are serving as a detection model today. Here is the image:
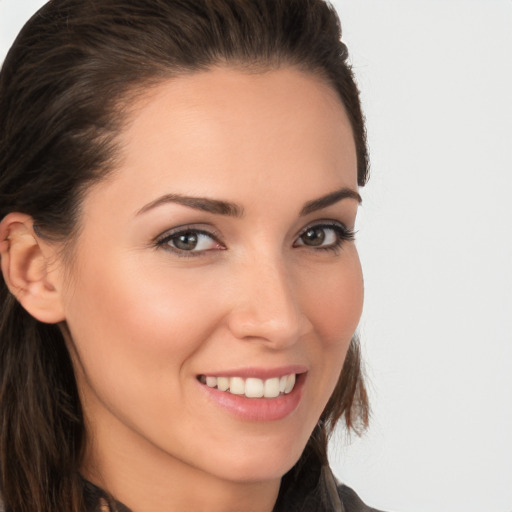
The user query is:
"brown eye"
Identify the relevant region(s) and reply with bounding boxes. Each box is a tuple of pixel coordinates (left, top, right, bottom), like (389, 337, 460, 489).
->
(294, 223, 354, 251)
(300, 227, 326, 246)
(157, 229, 222, 255)
(173, 232, 199, 251)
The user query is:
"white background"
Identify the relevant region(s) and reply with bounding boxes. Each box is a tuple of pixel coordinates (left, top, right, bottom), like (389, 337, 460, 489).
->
(1, 1, 511, 511)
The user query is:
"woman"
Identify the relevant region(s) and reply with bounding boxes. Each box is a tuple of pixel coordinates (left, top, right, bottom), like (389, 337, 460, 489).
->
(0, 0, 378, 511)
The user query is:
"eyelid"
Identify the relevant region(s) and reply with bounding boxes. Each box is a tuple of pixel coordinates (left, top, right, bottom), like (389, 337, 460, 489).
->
(295, 219, 354, 238)
(293, 220, 356, 248)
(153, 220, 355, 257)
(154, 224, 225, 254)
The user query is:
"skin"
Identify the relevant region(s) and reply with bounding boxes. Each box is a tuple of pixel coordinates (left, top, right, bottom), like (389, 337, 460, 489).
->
(3, 67, 363, 512)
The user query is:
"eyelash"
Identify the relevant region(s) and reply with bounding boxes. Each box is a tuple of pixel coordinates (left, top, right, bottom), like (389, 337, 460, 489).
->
(154, 222, 355, 258)
(155, 227, 224, 257)
(294, 222, 355, 254)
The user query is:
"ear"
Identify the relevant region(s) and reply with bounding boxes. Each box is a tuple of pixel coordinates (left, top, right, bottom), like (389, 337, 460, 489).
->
(0, 213, 66, 323)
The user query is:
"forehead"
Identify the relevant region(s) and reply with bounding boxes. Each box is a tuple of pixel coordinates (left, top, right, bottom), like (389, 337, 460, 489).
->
(88, 67, 357, 214)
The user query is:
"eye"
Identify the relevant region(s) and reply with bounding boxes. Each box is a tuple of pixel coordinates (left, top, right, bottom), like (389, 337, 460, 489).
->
(155, 228, 224, 256)
(294, 222, 354, 251)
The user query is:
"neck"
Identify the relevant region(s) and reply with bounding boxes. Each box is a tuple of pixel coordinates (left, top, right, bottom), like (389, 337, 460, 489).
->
(81, 408, 281, 512)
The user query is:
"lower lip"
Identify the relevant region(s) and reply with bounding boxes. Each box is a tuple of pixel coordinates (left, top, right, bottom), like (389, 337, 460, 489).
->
(199, 373, 306, 422)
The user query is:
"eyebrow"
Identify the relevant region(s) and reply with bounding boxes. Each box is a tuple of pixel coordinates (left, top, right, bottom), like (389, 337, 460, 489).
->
(136, 194, 245, 217)
(136, 187, 361, 218)
(299, 187, 362, 216)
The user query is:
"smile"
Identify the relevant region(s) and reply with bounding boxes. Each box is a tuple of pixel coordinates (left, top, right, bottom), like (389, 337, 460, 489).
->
(198, 373, 296, 399)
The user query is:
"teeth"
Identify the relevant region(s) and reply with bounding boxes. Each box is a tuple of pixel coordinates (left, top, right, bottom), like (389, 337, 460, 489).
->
(264, 377, 280, 398)
(217, 377, 229, 391)
(284, 373, 295, 394)
(206, 376, 217, 387)
(202, 373, 297, 398)
(279, 375, 287, 393)
(245, 378, 264, 398)
(229, 377, 245, 395)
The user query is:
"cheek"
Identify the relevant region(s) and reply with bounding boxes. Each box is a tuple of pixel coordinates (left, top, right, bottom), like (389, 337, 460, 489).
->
(302, 247, 364, 407)
(61, 254, 226, 441)
(304, 247, 364, 347)
(62, 255, 207, 400)
(64, 257, 214, 365)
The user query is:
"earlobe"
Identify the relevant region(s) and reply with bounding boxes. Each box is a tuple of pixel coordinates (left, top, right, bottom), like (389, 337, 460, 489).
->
(0, 213, 66, 324)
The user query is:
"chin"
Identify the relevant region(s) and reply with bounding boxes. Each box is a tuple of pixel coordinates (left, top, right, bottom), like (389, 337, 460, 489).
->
(202, 432, 308, 483)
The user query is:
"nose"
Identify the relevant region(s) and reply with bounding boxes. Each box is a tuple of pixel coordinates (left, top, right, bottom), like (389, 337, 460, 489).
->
(226, 255, 311, 348)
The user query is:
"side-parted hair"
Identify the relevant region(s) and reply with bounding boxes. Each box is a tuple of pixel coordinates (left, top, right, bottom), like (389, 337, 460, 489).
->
(0, 1, 370, 510)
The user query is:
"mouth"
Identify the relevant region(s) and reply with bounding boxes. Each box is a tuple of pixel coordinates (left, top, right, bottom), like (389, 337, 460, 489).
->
(197, 373, 297, 399)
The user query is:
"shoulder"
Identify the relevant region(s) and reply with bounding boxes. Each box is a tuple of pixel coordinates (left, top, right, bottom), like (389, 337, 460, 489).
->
(320, 463, 384, 512)
(336, 482, 385, 512)
(274, 458, 385, 512)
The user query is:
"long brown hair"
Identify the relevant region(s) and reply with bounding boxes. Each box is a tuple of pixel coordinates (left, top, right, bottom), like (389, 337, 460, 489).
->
(0, 1, 369, 510)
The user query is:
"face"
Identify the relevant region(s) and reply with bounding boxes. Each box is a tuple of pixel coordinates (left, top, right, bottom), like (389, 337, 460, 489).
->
(58, 67, 363, 488)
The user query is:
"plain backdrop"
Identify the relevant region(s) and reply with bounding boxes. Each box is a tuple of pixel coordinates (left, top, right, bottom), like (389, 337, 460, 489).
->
(1, 1, 511, 511)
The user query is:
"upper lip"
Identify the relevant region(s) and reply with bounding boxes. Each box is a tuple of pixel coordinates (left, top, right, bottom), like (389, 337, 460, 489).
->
(198, 365, 308, 380)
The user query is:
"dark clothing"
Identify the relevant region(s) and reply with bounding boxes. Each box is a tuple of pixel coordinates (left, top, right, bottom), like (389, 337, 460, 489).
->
(273, 459, 381, 512)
